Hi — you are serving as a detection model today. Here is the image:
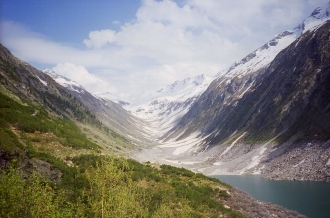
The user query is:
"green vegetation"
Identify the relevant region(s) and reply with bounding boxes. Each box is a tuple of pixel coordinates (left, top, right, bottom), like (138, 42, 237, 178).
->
(0, 128, 25, 153)
(0, 91, 98, 150)
(0, 166, 79, 218)
(1, 155, 244, 217)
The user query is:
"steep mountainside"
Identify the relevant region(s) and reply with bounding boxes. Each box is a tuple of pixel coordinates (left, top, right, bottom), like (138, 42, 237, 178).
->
(0, 44, 100, 125)
(43, 69, 150, 144)
(165, 3, 330, 146)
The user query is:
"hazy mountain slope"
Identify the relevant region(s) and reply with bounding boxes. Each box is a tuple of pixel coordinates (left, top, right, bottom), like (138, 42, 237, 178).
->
(124, 74, 214, 139)
(164, 3, 330, 145)
(43, 69, 150, 144)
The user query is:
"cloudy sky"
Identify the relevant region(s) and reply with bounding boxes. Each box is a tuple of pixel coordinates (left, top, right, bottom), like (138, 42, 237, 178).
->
(0, 0, 328, 99)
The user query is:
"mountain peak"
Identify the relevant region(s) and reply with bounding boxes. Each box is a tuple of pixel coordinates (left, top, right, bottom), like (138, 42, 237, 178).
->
(223, 2, 330, 79)
(298, 2, 330, 33)
(42, 68, 85, 94)
(310, 2, 330, 19)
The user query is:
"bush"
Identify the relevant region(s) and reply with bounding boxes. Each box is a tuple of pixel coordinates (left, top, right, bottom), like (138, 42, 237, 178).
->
(82, 158, 149, 217)
(0, 167, 82, 217)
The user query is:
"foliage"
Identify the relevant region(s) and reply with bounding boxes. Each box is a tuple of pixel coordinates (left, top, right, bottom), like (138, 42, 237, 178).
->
(0, 91, 242, 217)
(0, 128, 25, 153)
(0, 91, 98, 150)
(0, 155, 246, 218)
(72, 154, 103, 172)
(83, 158, 149, 217)
(25, 144, 89, 195)
(0, 166, 83, 218)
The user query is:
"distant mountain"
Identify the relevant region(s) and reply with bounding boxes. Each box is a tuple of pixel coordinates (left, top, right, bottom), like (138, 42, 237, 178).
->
(148, 2, 330, 144)
(124, 74, 214, 139)
(94, 91, 130, 107)
(43, 69, 150, 144)
(164, 2, 330, 145)
(42, 69, 86, 94)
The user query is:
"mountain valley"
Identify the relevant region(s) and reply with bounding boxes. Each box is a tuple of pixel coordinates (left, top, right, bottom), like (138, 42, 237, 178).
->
(0, 42, 304, 218)
(1, 2, 330, 217)
(128, 3, 330, 182)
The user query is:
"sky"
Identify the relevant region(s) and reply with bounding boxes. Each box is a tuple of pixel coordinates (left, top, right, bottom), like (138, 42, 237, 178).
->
(0, 0, 328, 99)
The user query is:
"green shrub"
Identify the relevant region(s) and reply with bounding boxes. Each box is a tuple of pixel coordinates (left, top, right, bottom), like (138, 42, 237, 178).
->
(82, 158, 150, 217)
(0, 167, 82, 217)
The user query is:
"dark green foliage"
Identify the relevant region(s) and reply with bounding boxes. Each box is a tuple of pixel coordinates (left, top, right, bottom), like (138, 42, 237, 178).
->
(72, 154, 102, 172)
(161, 164, 195, 177)
(25, 145, 89, 195)
(0, 92, 98, 150)
(120, 160, 240, 217)
(0, 128, 25, 153)
(0, 166, 80, 217)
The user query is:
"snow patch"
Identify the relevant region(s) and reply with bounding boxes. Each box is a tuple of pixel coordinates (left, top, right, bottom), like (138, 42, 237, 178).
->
(43, 69, 85, 94)
(293, 159, 305, 168)
(243, 145, 267, 172)
(220, 132, 246, 157)
(326, 158, 330, 166)
(36, 76, 47, 86)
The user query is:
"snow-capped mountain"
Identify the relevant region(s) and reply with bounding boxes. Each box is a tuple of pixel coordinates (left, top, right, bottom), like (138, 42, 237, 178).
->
(132, 3, 330, 181)
(124, 74, 215, 138)
(127, 3, 330, 143)
(223, 2, 330, 80)
(165, 2, 330, 145)
(94, 91, 130, 106)
(42, 68, 86, 94)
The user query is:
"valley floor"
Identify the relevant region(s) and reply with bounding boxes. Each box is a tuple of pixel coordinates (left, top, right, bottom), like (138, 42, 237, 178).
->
(130, 137, 330, 182)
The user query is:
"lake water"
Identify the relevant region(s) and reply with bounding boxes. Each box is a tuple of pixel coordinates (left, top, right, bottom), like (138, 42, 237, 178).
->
(212, 175, 330, 218)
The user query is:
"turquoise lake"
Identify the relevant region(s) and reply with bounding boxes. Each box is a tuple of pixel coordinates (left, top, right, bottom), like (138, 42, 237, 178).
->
(212, 175, 330, 218)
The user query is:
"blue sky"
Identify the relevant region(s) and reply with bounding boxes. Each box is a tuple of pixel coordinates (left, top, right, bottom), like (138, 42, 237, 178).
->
(1, 0, 140, 48)
(0, 0, 328, 98)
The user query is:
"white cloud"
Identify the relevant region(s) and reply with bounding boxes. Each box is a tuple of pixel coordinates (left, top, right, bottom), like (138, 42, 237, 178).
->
(1, 0, 328, 99)
(1, 21, 104, 67)
(308, 0, 329, 6)
(83, 29, 117, 49)
(52, 62, 117, 94)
